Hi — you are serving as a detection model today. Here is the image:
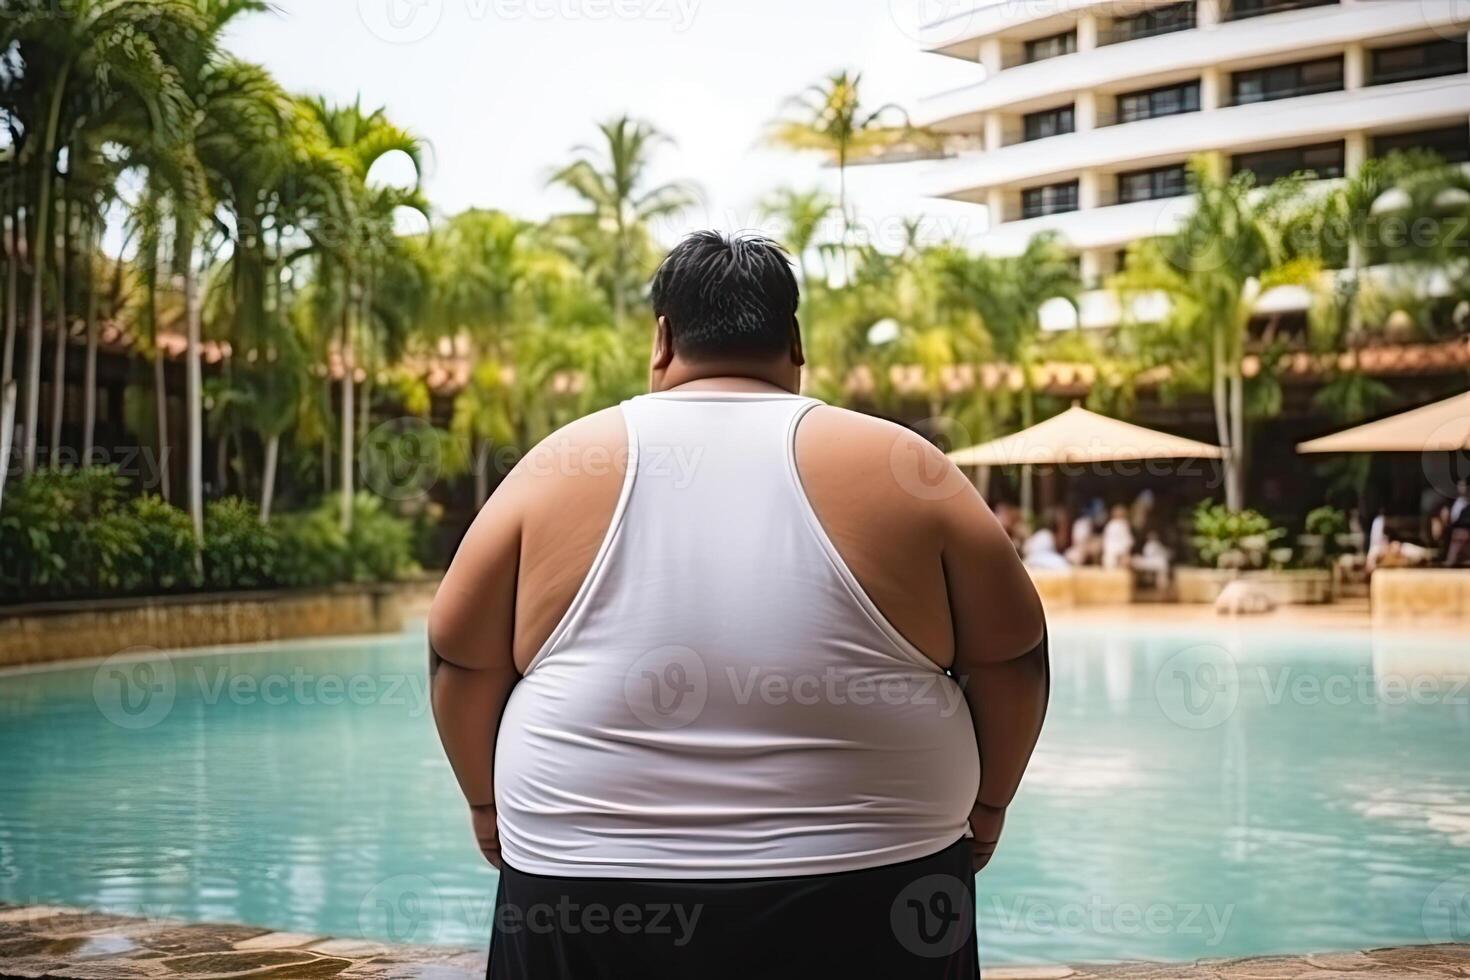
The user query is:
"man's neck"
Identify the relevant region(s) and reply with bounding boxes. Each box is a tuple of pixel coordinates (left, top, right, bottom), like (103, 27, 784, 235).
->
(652, 357, 800, 394)
(663, 376, 791, 394)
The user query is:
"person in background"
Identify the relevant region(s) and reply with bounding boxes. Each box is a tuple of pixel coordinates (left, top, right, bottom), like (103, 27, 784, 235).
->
(1067, 504, 1100, 565)
(1367, 508, 1390, 571)
(1446, 480, 1470, 567)
(1129, 489, 1154, 537)
(1133, 531, 1172, 589)
(1023, 523, 1071, 571)
(1102, 504, 1135, 569)
(994, 501, 1028, 553)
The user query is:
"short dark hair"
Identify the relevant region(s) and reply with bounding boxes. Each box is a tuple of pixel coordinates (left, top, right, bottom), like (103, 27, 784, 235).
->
(650, 231, 800, 360)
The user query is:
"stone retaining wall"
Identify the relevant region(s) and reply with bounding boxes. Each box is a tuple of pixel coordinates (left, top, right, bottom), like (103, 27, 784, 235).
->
(1028, 568, 1134, 610)
(1372, 568, 1470, 625)
(0, 905, 1465, 979)
(0, 578, 440, 668)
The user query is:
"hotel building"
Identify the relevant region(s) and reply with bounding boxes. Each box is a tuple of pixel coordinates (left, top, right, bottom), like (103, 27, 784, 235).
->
(915, 0, 1470, 329)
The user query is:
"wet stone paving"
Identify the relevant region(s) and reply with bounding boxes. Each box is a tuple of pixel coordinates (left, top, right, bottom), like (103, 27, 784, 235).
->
(1, 905, 1467, 979)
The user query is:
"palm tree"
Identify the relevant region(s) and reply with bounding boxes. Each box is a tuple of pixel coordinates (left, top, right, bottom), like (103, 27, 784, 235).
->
(4, 0, 200, 475)
(300, 96, 426, 531)
(547, 116, 697, 325)
(766, 71, 934, 248)
(1114, 156, 1321, 510)
(936, 233, 1079, 516)
(758, 187, 837, 290)
(423, 209, 555, 504)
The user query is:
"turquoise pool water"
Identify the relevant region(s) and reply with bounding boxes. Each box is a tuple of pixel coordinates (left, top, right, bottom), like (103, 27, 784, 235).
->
(0, 624, 1467, 965)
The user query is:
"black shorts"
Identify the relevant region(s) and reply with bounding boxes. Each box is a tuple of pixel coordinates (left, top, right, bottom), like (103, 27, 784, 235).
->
(488, 838, 980, 979)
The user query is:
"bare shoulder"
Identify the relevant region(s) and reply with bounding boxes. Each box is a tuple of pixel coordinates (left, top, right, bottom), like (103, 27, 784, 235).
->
(795, 404, 976, 525)
(497, 406, 629, 506)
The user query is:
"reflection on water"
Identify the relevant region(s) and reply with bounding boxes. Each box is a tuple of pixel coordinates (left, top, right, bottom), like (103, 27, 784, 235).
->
(0, 624, 1467, 963)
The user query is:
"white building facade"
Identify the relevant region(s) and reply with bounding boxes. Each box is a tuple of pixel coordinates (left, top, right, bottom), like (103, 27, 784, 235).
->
(916, 0, 1470, 328)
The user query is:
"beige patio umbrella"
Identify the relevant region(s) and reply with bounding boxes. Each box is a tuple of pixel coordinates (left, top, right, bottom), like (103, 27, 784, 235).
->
(947, 404, 1224, 466)
(1297, 390, 1470, 454)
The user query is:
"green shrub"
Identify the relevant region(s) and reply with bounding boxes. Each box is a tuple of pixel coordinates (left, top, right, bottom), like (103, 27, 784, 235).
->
(1, 469, 417, 604)
(0, 467, 132, 601)
(272, 507, 350, 588)
(344, 492, 420, 583)
(1305, 506, 1348, 539)
(127, 495, 201, 593)
(202, 498, 278, 590)
(1190, 503, 1287, 570)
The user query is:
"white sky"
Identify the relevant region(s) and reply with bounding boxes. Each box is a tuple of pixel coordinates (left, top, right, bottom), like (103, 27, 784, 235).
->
(224, 0, 993, 250)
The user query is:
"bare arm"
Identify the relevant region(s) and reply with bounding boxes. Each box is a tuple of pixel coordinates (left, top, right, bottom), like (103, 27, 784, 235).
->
(426, 470, 525, 866)
(932, 449, 1049, 870)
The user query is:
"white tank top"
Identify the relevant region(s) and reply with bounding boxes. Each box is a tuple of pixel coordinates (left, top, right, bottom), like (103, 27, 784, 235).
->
(493, 391, 979, 879)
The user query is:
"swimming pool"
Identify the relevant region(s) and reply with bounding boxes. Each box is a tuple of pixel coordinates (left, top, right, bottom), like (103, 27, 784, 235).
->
(1, 623, 1466, 965)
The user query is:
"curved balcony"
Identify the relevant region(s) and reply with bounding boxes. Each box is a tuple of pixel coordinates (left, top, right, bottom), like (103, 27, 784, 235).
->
(918, 0, 1469, 129)
(926, 75, 1470, 201)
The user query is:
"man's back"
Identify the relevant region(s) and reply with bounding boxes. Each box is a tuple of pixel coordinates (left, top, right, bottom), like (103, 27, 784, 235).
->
(428, 232, 1047, 979)
(490, 389, 984, 877)
(498, 390, 1037, 675)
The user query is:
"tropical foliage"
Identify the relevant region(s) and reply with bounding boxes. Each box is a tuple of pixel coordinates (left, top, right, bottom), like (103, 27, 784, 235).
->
(2, 5, 1468, 604)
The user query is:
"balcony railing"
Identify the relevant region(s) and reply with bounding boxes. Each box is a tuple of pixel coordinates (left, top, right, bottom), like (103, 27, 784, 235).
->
(1099, 2, 1197, 45)
(1225, 0, 1336, 22)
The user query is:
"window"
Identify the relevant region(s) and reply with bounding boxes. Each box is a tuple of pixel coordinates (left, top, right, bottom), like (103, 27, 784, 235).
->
(1370, 40, 1468, 86)
(1373, 126, 1470, 164)
(1232, 141, 1346, 185)
(1117, 81, 1202, 123)
(1024, 31, 1076, 64)
(1227, 0, 1336, 21)
(1021, 181, 1080, 219)
(1232, 57, 1343, 105)
(1117, 164, 1190, 204)
(1110, 2, 1196, 42)
(1023, 105, 1076, 142)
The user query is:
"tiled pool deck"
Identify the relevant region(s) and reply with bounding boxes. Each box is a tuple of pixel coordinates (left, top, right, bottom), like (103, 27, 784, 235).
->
(1, 905, 1466, 979)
